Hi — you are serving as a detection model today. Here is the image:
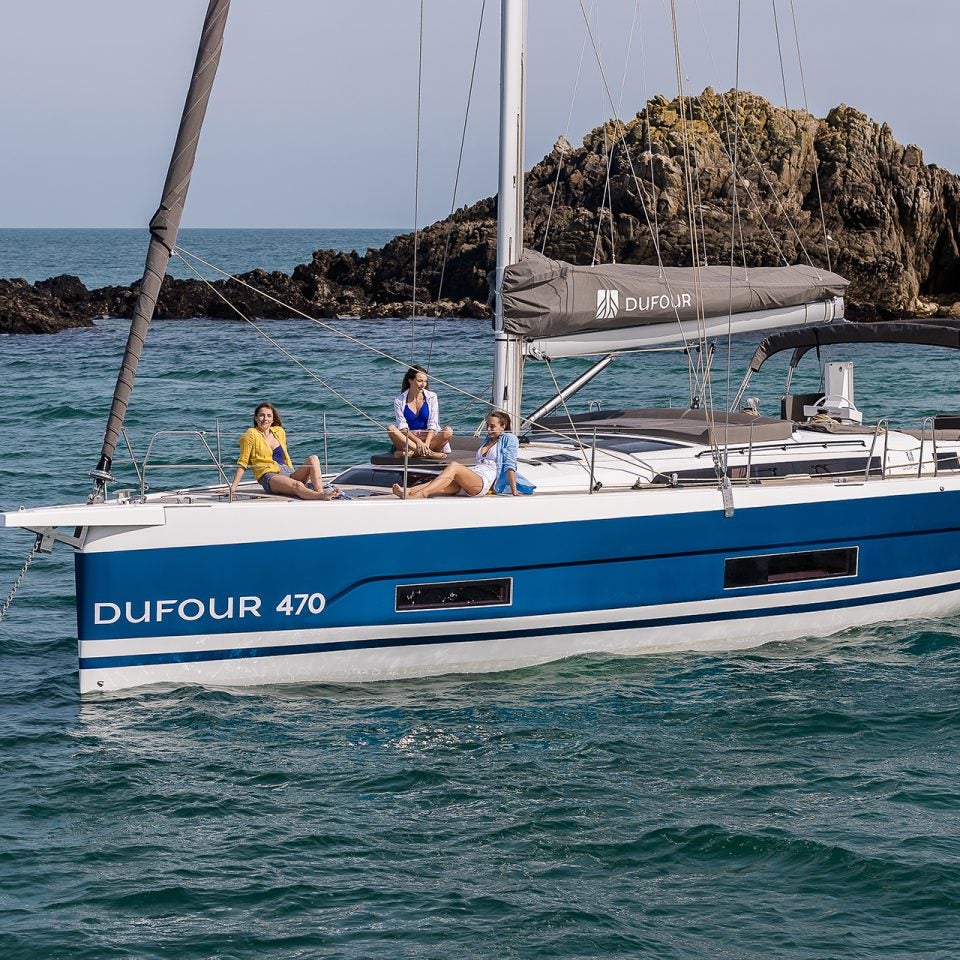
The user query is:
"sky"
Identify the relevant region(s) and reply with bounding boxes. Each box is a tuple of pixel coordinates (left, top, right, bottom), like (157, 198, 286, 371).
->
(2, 0, 957, 229)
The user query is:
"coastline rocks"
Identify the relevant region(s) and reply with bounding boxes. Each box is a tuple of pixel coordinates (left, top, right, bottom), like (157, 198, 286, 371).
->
(0, 276, 96, 334)
(4, 89, 960, 334)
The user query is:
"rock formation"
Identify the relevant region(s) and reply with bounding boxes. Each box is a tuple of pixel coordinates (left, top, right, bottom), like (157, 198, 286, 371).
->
(4, 89, 960, 334)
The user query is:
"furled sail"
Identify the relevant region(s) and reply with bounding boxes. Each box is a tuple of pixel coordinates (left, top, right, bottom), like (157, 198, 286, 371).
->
(90, 0, 231, 498)
(498, 251, 849, 359)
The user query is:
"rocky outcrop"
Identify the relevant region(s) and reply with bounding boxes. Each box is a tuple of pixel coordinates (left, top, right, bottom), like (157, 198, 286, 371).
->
(0, 276, 97, 334)
(4, 89, 960, 333)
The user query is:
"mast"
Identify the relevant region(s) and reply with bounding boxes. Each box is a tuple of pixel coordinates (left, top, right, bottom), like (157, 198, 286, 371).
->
(491, 0, 526, 426)
(89, 0, 231, 501)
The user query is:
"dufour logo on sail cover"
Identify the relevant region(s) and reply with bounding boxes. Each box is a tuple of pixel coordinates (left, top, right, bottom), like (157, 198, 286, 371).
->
(596, 289, 619, 320)
(596, 287, 694, 320)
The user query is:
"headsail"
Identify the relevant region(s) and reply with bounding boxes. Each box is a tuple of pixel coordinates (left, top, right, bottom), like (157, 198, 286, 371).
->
(499, 251, 848, 359)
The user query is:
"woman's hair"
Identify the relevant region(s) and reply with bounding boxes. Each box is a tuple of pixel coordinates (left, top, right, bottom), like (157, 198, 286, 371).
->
(489, 410, 511, 432)
(401, 365, 429, 391)
(253, 402, 283, 427)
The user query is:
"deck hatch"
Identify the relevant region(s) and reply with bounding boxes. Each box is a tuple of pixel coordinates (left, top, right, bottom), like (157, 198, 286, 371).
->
(724, 547, 858, 589)
(396, 577, 513, 612)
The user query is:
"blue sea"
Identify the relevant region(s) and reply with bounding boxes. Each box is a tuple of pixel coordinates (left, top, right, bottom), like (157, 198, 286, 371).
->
(1, 230, 959, 959)
(0, 227, 407, 289)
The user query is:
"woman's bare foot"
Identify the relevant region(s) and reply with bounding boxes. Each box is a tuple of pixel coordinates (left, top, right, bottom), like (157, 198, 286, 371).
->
(425, 450, 447, 461)
(392, 483, 406, 499)
(320, 486, 341, 501)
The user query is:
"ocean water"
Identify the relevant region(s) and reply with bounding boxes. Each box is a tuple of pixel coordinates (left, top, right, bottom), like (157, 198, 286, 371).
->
(2, 234, 960, 958)
(0, 227, 406, 288)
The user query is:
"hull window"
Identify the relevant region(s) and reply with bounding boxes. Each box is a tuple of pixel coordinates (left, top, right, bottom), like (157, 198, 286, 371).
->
(396, 578, 513, 612)
(724, 547, 858, 589)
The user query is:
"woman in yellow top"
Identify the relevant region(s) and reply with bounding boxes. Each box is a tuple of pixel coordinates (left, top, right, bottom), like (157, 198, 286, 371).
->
(229, 402, 339, 501)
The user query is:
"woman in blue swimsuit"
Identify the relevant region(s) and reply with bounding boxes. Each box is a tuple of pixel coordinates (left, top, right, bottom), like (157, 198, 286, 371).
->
(392, 411, 534, 499)
(387, 365, 453, 460)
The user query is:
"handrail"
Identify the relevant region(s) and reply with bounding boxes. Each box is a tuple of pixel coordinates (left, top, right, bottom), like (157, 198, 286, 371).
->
(864, 418, 890, 481)
(918, 416, 938, 478)
(140, 429, 230, 499)
(322, 412, 330, 473)
(119, 428, 144, 490)
(588, 427, 598, 493)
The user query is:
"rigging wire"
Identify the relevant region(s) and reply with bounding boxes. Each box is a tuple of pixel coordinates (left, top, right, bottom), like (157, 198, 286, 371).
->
(687, 101, 709, 265)
(681, 80, 814, 272)
(611, 0, 643, 265)
(668, 2, 708, 391)
(175, 254, 388, 431)
(411, 0, 425, 347)
(542, 359, 651, 485)
(688, 0, 823, 272)
(544, 359, 594, 482)
(429, 0, 488, 369)
(574, 0, 663, 267)
(588, 2, 617, 265)
(575, 0, 702, 398)
(174, 245, 684, 484)
(669, 0, 730, 488)
(636, 2, 663, 273)
(173, 245, 493, 412)
(722, 0, 745, 469)
(699, 92, 792, 266)
(789, 0, 833, 271)
(772, 0, 790, 107)
(542, 1, 595, 253)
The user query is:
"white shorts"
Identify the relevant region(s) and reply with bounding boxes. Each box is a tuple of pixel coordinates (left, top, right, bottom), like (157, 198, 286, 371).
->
(460, 463, 497, 497)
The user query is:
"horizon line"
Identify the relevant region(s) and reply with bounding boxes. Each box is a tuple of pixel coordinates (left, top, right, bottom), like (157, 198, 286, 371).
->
(0, 225, 413, 232)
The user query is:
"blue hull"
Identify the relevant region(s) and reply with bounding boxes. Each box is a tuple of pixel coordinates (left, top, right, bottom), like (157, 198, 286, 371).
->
(76, 489, 960, 674)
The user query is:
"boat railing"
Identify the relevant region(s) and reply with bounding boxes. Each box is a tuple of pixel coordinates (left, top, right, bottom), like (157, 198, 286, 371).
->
(293, 424, 389, 474)
(865, 419, 890, 481)
(110, 426, 228, 498)
(588, 427, 598, 493)
(137, 430, 231, 499)
(114, 422, 389, 496)
(917, 416, 939, 478)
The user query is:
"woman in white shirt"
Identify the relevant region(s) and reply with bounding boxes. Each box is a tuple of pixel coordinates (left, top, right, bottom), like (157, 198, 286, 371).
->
(392, 411, 534, 499)
(387, 365, 453, 460)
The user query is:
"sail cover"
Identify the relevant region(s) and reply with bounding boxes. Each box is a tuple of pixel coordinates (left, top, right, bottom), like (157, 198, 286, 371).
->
(499, 251, 849, 340)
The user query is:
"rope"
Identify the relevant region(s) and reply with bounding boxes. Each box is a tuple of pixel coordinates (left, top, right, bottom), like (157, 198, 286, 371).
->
(0, 536, 40, 625)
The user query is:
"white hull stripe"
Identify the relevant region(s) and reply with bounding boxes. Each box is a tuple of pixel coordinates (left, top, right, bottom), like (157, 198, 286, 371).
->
(79, 578, 960, 671)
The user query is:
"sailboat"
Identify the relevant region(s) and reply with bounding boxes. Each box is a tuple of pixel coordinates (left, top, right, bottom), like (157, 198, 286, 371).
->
(5, 0, 960, 695)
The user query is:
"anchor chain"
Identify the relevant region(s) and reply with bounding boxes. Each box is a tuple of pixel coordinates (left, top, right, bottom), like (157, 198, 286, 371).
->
(0, 535, 41, 624)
